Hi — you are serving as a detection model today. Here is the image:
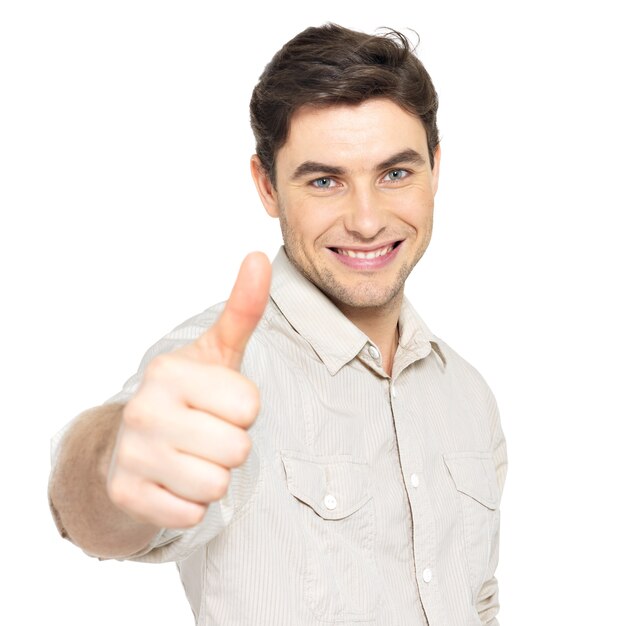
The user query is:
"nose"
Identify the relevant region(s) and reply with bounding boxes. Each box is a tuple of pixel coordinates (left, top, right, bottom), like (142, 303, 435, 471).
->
(343, 185, 386, 241)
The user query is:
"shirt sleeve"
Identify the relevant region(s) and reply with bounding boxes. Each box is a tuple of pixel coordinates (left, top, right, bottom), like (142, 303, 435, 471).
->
(50, 302, 262, 563)
(476, 388, 508, 625)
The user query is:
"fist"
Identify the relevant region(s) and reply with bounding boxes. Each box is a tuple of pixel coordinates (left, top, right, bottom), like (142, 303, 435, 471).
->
(107, 252, 271, 529)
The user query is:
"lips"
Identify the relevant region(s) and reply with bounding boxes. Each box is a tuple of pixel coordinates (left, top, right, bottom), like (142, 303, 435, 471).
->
(329, 241, 402, 269)
(334, 244, 396, 259)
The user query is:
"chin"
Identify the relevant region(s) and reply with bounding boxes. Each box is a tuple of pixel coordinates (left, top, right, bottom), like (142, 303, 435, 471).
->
(320, 279, 405, 311)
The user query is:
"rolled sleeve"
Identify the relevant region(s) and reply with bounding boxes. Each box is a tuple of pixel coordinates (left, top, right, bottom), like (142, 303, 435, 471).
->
(50, 303, 264, 561)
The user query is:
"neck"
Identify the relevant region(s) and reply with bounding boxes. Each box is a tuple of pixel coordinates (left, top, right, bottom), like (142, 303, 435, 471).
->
(335, 291, 403, 375)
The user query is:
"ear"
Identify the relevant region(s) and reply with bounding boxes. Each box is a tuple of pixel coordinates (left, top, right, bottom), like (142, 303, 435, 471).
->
(250, 155, 280, 218)
(431, 144, 441, 196)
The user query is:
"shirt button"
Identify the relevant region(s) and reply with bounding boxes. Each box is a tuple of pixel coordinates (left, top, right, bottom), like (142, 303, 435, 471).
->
(368, 345, 380, 359)
(391, 384, 397, 398)
(410, 473, 420, 488)
(323, 494, 337, 510)
(422, 568, 433, 583)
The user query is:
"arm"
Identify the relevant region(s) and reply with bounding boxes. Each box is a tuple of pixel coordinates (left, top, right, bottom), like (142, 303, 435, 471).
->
(48, 403, 160, 558)
(48, 253, 271, 560)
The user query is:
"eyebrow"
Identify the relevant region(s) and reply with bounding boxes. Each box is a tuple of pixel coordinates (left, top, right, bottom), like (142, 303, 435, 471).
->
(290, 148, 426, 181)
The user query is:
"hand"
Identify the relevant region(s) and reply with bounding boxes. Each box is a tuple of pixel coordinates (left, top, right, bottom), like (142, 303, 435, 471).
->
(107, 252, 271, 529)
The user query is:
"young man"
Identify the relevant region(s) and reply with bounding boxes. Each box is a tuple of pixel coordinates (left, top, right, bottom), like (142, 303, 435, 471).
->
(49, 24, 507, 626)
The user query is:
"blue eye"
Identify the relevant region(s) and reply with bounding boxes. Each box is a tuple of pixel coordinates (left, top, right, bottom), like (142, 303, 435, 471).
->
(311, 177, 335, 189)
(385, 169, 408, 181)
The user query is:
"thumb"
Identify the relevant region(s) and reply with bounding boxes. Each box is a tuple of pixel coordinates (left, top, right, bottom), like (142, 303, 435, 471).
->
(210, 252, 271, 369)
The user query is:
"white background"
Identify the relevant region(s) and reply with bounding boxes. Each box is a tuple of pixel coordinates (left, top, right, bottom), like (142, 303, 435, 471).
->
(1, 1, 624, 624)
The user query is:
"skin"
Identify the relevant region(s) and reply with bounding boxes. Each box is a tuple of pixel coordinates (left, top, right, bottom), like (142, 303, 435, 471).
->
(49, 97, 440, 556)
(49, 253, 272, 556)
(251, 98, 440, 372)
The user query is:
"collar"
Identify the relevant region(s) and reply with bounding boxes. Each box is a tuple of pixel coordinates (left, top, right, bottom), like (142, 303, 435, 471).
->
(269, 247, 446, 375)
(395, 298, 447, 373)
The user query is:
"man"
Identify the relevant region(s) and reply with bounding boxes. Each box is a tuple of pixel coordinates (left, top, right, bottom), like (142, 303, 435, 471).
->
(49, 23, 507, 626)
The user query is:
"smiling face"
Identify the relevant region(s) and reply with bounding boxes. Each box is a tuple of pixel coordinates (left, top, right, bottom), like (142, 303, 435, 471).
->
(251, 98, 440, 317)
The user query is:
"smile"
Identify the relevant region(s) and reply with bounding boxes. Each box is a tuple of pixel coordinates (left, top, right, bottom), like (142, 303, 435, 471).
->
(329, 241, 402, 269)
(334, 244, 396, 259)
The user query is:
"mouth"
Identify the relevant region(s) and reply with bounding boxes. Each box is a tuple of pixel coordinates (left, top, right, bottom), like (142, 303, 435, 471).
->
(330, 241, 402, 258)
(328, 241, 403, 269)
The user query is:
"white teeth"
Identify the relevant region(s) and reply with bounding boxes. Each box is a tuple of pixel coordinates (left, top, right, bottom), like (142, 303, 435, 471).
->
(337, 245, 394, 259)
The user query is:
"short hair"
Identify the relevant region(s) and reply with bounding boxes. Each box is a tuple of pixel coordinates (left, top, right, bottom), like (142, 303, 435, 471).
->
(250, 23, 440, 185)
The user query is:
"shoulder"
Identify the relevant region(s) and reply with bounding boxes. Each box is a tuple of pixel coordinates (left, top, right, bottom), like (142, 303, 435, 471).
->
(161, 301, 227, 341)
(103, 301, 228, 405)
(429, 335, 502, 432)
(433, 336, 493, 389)
(402, 299, 494, 400)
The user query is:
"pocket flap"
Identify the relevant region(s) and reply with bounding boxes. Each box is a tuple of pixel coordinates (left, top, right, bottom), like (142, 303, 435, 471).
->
(443, 452, 499, 510)
(281, 451, 371, 520)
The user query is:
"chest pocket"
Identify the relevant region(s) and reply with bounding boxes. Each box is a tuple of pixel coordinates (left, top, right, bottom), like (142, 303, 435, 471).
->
(443, 452, 500, 600)
(281, 451, 379, 621)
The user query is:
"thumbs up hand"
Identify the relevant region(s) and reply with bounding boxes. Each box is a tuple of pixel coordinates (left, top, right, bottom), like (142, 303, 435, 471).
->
(107, 253, 272, 529)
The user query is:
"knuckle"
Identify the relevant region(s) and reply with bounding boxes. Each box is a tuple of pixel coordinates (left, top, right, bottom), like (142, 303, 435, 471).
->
(230, 432, 252, 466)
(192, 331, 216, 357)
(122, 399, 150, 431)
(107, 476, 133, 511)
(239, 381, 261, 424)
(187, 505, 208, 527)
(145, 354, 177, 380)
(209, 467, 231, 500)
(113, 439, 142, 472)
(172, 505, 206, 529)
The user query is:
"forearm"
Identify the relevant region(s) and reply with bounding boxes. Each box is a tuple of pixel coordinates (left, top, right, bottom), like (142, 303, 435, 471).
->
(48, 403, 159, 559)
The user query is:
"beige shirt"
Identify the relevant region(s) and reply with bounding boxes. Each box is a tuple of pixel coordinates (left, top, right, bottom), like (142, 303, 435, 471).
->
(52, 247, 507, 626)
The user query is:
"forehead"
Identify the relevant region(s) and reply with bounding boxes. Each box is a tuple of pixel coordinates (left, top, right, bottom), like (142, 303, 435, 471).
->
(276, 98, 428, 173)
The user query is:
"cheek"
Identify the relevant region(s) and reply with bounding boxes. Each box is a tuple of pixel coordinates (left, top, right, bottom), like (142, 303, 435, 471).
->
(396, 197, 433, 229)
(287, 203, 338, 243)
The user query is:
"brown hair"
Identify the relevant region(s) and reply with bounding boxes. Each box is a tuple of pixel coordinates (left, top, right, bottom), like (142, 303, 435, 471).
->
(249, 23, 440, 185)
